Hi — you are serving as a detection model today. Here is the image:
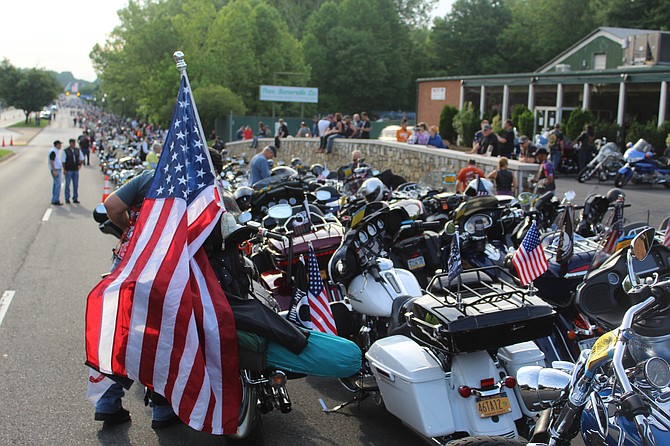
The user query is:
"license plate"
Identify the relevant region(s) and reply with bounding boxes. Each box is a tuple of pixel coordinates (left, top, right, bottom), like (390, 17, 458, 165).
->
(477, 394, 512, 418)
(407, 256, 426, 270)
(578, 337, 598, 352)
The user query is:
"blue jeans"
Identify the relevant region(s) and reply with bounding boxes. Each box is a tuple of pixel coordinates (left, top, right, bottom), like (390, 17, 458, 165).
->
(64, 170, 79, 201)
(326, 134, 344, 153)
(51, 169, 62, 203)
(96, 383, 175, 421)
(550, 150, 561, 172)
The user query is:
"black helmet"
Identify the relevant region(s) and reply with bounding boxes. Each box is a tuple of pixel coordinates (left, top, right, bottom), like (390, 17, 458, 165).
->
(291, 157, 303, 169)
(233, 186, 254, 211)
(606, 188, 625, 203)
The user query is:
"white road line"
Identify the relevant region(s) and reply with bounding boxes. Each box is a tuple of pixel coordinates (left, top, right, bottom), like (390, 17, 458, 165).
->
(0, 290, 16, 328)
(42, 208, 53, 221)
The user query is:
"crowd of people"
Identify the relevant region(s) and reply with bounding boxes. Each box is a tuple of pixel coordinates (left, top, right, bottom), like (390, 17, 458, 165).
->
(395, 118, 448, 149)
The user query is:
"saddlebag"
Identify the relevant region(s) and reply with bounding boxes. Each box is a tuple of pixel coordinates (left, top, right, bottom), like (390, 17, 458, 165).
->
(410, 268, 555, 354)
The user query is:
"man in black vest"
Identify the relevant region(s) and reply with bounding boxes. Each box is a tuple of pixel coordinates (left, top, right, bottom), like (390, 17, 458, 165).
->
(63, 138, 83, 203)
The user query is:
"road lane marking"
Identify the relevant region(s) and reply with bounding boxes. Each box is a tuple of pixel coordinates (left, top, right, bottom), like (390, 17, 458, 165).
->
(0, 290, 16, 328)
(42, 208, 53, 221)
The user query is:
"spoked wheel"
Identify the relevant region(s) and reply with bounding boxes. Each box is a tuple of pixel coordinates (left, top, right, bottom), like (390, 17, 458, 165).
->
(577, 166, 596, 183)
(614, 173, 629, 188)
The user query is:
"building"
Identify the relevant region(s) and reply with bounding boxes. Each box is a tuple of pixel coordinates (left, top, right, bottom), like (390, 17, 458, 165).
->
(417, 27, 670, 136)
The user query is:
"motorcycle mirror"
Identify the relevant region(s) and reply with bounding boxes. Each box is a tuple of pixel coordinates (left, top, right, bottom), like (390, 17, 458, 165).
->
(238, 211, 252, 224)
(517, 366, 571, 411)
(517, 192, 533, 206)
(315, 189, 331, 202)
(631, 227, 655, 261)
(564, 190, 576, 202)
(444, 221, 456, 236)
(372, 169, 380, 176)
(268, 203, 293, 220)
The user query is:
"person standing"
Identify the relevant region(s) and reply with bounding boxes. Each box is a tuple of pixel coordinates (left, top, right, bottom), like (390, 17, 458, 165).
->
(78, 130, 91, 165)
(145, 142, 162, 169)
(427, 125, 447, 148)
(518, 135, 537, 163)
(62, 138, 84, 203)
(548, 123, 564, 172)
(487, 157, 517, 196)
(48, 140, 64, 205)
(497, 119, 515, 158)
(359, 112, 371, 139)
(249, 145, 277, 185)
(576, 124, 596, 171)
(455, 159, 485, 193)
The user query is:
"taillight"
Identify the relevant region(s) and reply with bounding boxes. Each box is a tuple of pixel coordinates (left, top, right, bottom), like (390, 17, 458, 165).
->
(458, 386, 472, 398)
(504, 376, 516, 388)
(480, 378, 495, 388)
(573, 313, 591, 331)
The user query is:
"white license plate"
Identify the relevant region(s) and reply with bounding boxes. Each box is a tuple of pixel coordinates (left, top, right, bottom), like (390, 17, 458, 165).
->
(578, 337, 598, 351)
(407, 256, 426, 270)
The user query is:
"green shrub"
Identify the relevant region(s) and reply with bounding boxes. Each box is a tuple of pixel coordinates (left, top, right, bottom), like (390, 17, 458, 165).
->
(565, 109, 595, 140)
(491, 114, 502, 133)
(625, 120, 670, 151)
(439, 104, 459, 144)
(594, 119, 620, 145)
(511, 104, 534, 138)
(453, 102, 480, 147)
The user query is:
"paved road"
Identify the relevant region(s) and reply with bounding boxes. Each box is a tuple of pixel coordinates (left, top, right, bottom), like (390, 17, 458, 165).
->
(0, 114, 664, 445)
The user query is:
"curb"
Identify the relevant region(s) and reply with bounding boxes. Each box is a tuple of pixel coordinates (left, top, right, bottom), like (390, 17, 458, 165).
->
(0, 151, 18, 164)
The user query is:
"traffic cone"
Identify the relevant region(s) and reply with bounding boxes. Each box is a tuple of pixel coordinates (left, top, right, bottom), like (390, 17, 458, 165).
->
(9, 136, 13, 146)
(1, 137, 4, 147)
(102, 175, 111, 202)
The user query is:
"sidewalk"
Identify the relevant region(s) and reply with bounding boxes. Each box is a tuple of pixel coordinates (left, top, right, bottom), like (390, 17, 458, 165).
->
(0, 108, 48, 146)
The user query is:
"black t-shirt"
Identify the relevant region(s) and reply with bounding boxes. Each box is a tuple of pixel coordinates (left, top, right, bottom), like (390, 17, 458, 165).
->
(500, 129, 515, 157)
(523, 143, 538, 159)
(496, 169, 514, 192)
(576, 131, 595, 153)
(360, 120, 371, 139)
(78, 135, 90, 150)
(479, 133, 499, 155)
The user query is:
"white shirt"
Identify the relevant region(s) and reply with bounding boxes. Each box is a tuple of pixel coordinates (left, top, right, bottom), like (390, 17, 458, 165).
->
(317, 118, 330, 137)
(49, 146, 63, 169)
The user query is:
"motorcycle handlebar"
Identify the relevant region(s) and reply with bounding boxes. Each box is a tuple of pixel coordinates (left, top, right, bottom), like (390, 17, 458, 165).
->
(258, 228, 286, 242)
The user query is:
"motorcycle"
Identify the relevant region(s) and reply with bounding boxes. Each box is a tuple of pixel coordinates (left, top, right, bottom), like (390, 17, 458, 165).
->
(577, 142, 625, 183)
(614, 139, 670, 188)
(517, 228, 670, 446)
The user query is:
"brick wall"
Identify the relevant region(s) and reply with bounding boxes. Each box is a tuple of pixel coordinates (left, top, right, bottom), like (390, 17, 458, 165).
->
(417, 80, 462, 128)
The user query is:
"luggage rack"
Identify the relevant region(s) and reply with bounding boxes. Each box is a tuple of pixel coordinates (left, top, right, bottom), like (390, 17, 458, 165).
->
(427, 266, 531, 310)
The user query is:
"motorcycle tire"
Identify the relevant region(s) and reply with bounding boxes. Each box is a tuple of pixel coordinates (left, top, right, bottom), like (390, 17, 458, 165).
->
(614, 173, 629, 188)
(577, 166, 596, 183)
(663, 182, 670, 189)
(445, 436, 523, 445)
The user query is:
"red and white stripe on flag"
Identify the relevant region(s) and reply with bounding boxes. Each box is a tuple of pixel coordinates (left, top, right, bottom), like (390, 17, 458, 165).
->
(307, 247, 338, 335)
(664, 219, 670, 248)
(512, 222, 548, 286)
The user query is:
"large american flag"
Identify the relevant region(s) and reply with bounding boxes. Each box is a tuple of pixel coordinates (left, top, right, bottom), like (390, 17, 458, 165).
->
(512, 221, 548, 286)
(601, 197, 624, 254)
(306, 245, 338, 335)
(85, 74, 240, 434)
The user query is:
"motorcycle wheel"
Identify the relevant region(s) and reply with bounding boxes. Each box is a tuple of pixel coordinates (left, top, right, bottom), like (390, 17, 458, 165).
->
(664, 182, 670, 189)
(445, 436, 523, 445)
(614, 173, 629, 188)
(577, 166, 595, 183)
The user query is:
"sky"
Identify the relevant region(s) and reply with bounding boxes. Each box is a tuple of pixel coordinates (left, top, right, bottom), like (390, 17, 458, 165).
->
(0, 0, 455, 82)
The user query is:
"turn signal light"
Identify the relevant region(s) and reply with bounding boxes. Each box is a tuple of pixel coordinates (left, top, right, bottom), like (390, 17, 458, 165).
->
(270, 371, 287, 388)
(567, 330, 577, 340)
(504, 376, 516, 388)
(458, 386, 472, 398)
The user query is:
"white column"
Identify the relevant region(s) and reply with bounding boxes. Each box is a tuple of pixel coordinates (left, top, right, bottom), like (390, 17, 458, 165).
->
(582, 83, 591, 111)
(502, 85, 510, 121)
(659, 81, 667, 127)
(527, 83, 535, 110)
(617, 81, 626, 127)
(479, 85, 486, 119)
(459, 83, 465, 111)
(556, 83, 564, 124)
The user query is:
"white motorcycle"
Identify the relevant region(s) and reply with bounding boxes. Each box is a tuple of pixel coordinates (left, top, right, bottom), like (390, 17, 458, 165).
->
(329, 207, 553, 444)
(577, 141, 625, 183)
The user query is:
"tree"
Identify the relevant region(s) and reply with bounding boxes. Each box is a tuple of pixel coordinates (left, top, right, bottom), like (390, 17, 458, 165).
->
(439, 104, 458, 143)
(303, 0, 412, 112)
(453, 102, 480, 146)
(511, 104, 534, 139)
(192, 84, 247, 137)
(564, 108, 594, 140)
(428, 0, 510, 76)
(0, 61, 61, 123)
(590, 0, 670, 31)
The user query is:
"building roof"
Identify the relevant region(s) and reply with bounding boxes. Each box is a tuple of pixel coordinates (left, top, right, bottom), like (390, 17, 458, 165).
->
(536, 27, 670, 73)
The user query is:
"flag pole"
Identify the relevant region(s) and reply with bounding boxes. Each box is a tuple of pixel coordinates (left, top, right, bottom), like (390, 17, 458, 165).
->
(173, 51, 225, 209)
(455, 234, 463, 310)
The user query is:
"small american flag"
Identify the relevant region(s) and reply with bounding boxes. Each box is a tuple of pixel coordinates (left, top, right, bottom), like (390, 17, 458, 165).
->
(476, 177, 489, 196)
(601, 197, 624, 254)
(307, 245, 337, 335)
(512, 221, 548, 286)
(663, 218, 670, 249)
(85, 73, 240, 434)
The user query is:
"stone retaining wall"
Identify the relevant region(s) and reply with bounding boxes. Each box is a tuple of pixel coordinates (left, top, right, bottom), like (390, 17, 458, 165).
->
(225, 138, 539, 190)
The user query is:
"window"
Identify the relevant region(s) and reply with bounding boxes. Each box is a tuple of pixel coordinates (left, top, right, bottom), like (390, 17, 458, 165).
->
(593, 53, 607, 70)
